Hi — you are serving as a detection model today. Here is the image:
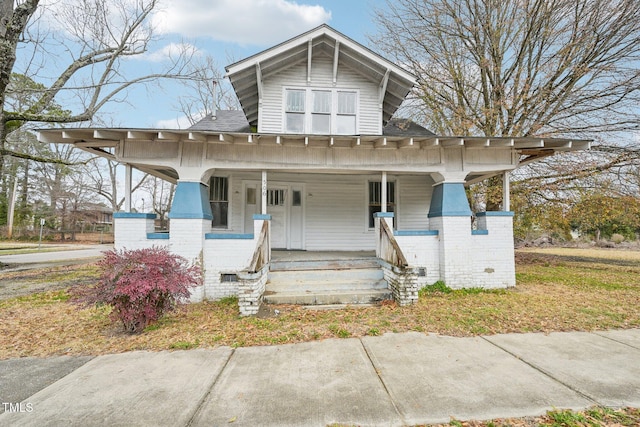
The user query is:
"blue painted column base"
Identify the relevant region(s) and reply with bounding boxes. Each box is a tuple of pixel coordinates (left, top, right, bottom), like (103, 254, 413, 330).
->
(168, 181, 213, 220)
(428, 182, 472, 218)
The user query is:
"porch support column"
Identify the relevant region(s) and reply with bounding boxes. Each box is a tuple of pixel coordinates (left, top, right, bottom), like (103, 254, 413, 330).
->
(381, 171, 387, 213)
(261, 170, 267, 215)
(428, 179, 473, 289)
(124, 164, 132, 212)
(168, 180, 213, 302)
(502, 171, 510, 211)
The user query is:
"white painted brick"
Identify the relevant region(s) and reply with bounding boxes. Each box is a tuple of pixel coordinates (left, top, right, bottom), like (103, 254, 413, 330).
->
(393, 214, 516, 290)
(203, 219, 269, 300)
(114, 217, 157, 250)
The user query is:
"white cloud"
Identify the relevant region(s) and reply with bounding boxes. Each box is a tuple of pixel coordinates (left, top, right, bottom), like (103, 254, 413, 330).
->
(155, 110, 208, 129)
(153, 0, 331, 46)
(155, 115, 194, 129)
(142, 42, 204, 62)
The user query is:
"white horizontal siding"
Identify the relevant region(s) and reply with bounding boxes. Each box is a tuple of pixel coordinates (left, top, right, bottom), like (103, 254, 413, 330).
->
(260, 53, 381, 134)
(304, 174, 372, 250)
(397, 175, 432, 230)
(206, 172, 434, 251)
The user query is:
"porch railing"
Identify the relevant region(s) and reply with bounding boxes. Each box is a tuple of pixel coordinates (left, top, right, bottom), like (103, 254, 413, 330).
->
(378, 218, 408, 268)
(247, 220, 270, 273)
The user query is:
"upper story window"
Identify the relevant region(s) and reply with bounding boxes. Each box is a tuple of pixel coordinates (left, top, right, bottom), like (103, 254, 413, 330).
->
(337, 91, 357, 134)
(285, 88, 357, 135)
(285, 89, 305, 133)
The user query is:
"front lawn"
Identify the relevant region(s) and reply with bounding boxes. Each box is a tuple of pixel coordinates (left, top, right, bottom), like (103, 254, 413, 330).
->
(0, 247, 638, 358)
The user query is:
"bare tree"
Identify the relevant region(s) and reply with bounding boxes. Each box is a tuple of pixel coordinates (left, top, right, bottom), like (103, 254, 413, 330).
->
(0, 0, 202, 165)
(84, 157, 149, 212)
(373, 0, 640, 218)
(141, 176, 174, 230)
(0, 0, 214, 230)
(373, 0, 640, 138)
(174, 54, 241, 126)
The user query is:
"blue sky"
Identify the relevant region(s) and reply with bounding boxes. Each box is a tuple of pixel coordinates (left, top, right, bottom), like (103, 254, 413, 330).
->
(110, 0, 389, 129)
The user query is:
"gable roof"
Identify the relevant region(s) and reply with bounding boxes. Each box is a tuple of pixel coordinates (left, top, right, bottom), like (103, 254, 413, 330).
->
(225, 24, 417, 128)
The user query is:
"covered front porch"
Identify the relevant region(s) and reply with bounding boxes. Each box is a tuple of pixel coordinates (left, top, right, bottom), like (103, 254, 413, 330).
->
(37, 128, 590, 315)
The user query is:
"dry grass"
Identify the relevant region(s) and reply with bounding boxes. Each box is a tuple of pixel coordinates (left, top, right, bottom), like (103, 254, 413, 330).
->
(0, 247, 639, 359)
(418, 406, 640, 426)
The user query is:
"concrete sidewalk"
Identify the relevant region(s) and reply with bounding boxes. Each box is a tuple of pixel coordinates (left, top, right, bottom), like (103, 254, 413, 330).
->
(1, 329, 639, 426)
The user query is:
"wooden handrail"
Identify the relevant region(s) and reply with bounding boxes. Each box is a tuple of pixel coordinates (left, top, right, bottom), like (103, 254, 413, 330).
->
(248, 221, 270, 273)
(378, 218, 408, 268)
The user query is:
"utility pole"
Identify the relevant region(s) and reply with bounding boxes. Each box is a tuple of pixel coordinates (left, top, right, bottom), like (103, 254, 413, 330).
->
(6, 177, 18, 239)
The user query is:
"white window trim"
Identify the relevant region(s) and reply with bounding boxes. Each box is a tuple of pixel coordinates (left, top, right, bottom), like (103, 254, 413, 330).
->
(366, 178, 397, 230)
(283, 87, 359, 135)
(210, 175, 231, 230)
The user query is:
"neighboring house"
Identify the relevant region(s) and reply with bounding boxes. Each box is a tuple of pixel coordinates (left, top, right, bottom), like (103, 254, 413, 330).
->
(38, 25, 589, 315)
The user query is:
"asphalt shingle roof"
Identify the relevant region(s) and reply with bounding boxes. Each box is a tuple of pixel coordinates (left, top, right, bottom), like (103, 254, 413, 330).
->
(382, 119, 435, 137)
(189, 110, 434, 137)
(188, 110, 252, 133)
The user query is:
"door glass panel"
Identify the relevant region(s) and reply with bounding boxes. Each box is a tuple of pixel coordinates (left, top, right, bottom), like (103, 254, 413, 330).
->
(267, 189, 286, 206)
(292, 190, 301, 207)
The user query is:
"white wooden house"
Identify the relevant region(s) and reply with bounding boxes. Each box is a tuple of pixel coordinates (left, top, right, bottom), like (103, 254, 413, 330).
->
(38, 25, 590, 315)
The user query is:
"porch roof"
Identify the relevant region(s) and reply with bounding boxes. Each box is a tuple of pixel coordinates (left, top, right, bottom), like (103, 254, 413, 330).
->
(37, 128, 591, 177)
(38, 128, 590, 151)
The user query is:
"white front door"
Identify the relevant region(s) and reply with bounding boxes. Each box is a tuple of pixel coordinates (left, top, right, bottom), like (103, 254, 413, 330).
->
(267, 187, 288, 249)
(243, 181, 304, 250)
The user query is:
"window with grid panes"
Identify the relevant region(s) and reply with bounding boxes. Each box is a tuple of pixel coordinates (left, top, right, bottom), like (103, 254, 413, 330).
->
(284, 88, 357, 134)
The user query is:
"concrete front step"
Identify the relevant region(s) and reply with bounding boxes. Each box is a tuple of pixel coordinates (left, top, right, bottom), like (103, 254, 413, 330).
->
(265, 258, 392, 305)
(263, 288, 392, 305)
(269, 268, 384, 286)
(270, 258, 380, 271)
(267, 277, 388, 293)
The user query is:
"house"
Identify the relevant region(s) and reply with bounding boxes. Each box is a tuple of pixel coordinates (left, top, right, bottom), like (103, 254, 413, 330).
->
(38, 25, 590, 315)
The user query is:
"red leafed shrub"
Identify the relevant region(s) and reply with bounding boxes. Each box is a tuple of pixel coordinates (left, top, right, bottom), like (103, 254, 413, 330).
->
(72, 247, 202, 333)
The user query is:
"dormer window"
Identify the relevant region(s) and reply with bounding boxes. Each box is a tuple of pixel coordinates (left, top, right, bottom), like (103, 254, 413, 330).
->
(285, 89, 305, 133)
(284, 88, 357, 135)
(311, 90, 331, 133)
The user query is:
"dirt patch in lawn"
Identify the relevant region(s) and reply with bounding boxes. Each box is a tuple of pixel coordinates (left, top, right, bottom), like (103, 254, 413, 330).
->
(518, 246, 640, 267)
(0, 263, 99, 301)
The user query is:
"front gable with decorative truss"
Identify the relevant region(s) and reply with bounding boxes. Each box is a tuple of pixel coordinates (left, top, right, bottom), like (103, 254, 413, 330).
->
(226, 24, 416, 135)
